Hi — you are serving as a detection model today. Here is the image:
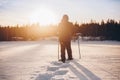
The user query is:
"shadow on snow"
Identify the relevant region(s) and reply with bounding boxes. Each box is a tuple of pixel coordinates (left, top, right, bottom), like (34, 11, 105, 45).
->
(35, 60, 101, 80)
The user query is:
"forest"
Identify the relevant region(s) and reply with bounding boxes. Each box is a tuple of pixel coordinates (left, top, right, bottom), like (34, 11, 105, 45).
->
(0, 19, 120, 41)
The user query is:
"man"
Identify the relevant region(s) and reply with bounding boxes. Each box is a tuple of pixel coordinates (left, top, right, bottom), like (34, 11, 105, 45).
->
(58, 14, 76, 63)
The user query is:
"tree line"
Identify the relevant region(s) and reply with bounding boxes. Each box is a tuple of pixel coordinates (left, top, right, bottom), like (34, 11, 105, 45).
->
(0, 24, 57, 41)
(77, 19, 120, 41)
(0, 19, 120, 41)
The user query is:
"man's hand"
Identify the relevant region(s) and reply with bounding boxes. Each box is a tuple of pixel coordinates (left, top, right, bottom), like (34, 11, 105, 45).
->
(72, 33, 81, 41)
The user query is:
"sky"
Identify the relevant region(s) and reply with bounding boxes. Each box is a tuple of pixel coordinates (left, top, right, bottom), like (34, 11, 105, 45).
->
(0, 0, 120, 26)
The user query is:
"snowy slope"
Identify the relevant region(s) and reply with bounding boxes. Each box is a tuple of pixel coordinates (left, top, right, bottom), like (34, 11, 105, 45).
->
(0, 41, 120, 80)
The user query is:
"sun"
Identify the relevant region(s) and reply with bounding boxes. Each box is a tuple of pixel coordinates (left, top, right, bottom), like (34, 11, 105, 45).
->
(30, 7, 57, 26)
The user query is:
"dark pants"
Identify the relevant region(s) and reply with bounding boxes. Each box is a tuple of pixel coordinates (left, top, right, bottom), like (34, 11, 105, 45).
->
(60, 41, 72, 61)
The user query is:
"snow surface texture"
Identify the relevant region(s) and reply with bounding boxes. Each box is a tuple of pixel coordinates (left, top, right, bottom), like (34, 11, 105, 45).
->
(0, 40, 120, 80)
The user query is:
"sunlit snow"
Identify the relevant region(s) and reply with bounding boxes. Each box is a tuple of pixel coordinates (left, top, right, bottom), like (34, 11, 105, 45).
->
(0, 40, 120, 80)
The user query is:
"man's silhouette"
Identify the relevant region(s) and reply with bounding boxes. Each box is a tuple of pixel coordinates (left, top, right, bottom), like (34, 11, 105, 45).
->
(58, 14, 76, 63)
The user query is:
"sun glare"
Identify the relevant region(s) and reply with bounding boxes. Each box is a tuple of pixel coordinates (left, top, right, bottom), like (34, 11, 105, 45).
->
(30, 7, 57, 26)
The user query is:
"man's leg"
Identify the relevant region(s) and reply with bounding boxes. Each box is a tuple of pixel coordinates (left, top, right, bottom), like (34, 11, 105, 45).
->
(66, 41, 73, 60)
(60, 42, 66, 62)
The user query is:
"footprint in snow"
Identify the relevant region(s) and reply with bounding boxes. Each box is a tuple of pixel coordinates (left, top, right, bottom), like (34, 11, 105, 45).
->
(51, 61, 70, 67)
(54, 69, 68, 75)
(47, 66, 59, 71)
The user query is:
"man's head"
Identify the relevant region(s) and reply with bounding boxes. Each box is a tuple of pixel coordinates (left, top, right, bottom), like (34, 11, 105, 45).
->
(61, 14, 69, 22)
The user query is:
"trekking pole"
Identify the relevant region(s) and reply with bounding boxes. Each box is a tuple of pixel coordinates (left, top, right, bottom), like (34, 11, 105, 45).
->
(77, 33, 81, 59)
(58, 39, 59, 61)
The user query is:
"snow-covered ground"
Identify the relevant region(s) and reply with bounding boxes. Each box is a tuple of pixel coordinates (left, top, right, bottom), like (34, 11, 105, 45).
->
(0, 40, 120, 80)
